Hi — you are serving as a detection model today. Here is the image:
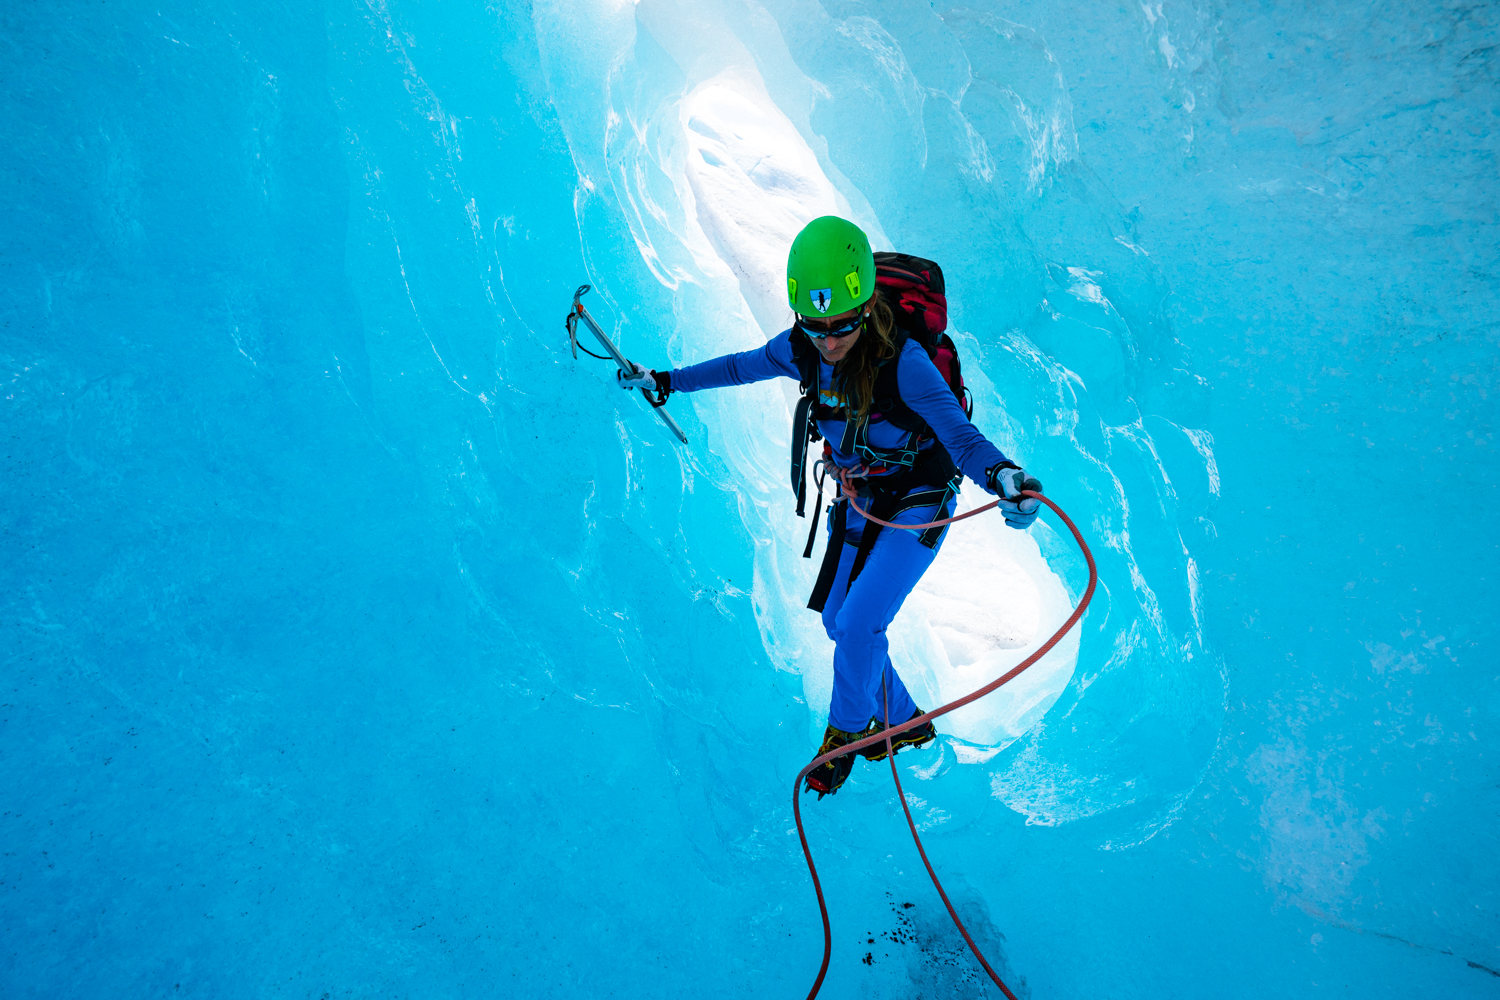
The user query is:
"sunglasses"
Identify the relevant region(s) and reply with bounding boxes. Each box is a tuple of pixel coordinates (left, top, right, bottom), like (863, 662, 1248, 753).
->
(796, 314, 863, 340)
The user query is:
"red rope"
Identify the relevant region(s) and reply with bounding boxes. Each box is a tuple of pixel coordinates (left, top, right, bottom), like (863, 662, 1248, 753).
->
(835, 464, 1002, 530)
(791, 489, 1098, 999)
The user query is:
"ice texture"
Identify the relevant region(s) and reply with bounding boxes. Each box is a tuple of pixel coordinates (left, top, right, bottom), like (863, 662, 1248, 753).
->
(2, 1, 1495, 998)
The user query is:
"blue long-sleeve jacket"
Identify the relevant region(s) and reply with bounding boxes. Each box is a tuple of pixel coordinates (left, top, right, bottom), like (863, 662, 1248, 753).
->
(668, 329, 1010, 489)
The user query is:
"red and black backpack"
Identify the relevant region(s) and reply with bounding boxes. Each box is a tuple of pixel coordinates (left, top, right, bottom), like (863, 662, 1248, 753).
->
(866, 251, 972, 425)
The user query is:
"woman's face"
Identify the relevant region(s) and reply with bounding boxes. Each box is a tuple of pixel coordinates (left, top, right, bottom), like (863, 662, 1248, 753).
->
(803, 306, 864, 363)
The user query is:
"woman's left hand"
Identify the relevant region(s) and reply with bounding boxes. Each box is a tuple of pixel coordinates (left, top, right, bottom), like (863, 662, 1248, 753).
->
(987, 463, 1043, 529)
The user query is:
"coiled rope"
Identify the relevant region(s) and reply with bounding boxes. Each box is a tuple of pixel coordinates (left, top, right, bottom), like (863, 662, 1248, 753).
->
(792, 483, 1097, 999)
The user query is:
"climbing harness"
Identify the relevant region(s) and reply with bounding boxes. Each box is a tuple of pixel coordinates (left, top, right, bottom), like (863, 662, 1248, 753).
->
(792, 487, 1098, 1000)
(833, 463, 1002, 531)
(804, 455, 961, 614)
(565, 284, 689, 445)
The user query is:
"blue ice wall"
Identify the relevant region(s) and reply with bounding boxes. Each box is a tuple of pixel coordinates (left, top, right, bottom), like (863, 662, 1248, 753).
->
(2, 1, 1496, 998)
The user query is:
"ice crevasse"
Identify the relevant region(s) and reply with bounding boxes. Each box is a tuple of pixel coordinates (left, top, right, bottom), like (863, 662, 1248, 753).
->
(1, 1, 1496, 998)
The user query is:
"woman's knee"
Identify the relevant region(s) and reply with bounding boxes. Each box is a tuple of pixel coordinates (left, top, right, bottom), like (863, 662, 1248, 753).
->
(831, 605, 886, 647)
(820, 604, 842, 640)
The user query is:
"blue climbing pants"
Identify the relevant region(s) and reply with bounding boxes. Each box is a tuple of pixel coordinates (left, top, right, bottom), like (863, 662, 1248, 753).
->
(820, 495, 956, 734)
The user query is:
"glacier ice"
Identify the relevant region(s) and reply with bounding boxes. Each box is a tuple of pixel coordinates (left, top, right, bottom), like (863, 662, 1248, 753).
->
(2, 0, 1495, 997)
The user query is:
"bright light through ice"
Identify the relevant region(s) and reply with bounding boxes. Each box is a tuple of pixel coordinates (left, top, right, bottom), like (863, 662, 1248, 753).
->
(680, 70, 842, 332)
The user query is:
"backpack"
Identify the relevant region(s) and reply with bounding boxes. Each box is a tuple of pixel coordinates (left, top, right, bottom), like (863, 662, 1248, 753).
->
(868, 252, 972, 425)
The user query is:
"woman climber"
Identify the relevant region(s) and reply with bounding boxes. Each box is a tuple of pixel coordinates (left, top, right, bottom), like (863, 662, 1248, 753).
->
(617, 216, 1043, 798)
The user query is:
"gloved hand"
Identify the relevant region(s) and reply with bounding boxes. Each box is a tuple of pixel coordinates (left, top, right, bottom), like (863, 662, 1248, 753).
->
(616, 364, 670, 405)
(986, 462, 1043, 529)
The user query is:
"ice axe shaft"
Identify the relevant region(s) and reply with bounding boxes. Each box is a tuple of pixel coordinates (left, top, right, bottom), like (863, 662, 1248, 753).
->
(568, 285, 688, 445)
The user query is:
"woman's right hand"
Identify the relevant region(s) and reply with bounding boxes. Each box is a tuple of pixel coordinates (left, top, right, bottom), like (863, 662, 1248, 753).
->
(616, 362, 658, 391)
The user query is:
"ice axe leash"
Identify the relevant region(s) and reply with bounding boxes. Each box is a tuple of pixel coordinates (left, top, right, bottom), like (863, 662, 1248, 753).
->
(566, 284, 689, 445)
(793, 489, 1097, 1000)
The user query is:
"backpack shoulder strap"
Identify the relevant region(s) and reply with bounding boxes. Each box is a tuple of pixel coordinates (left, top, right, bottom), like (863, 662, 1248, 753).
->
(872, 328, 908, 405)
(838, 328, 914, 456)
(788, 326, 821, 509)
(787, 327, 819, 394)
(871, 332, 929, 436)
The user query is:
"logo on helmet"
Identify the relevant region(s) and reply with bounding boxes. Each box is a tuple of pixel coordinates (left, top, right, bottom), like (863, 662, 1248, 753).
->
(809, 288, 833, 313)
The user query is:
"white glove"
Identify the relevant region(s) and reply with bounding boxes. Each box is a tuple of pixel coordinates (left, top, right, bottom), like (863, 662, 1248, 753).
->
(987, 463, 1043, 529)
(616, 363, 659, 392)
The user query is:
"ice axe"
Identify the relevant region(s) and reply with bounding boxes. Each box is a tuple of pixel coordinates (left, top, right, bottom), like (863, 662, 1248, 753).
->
(566, 284, 688, 445)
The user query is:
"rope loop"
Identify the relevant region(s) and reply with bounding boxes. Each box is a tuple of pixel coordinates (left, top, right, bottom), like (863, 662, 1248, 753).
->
(791, 490, 1097, 999)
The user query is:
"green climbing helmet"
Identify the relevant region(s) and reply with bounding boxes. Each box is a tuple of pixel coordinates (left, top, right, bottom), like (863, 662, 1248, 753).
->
(786, 216, 875, 318)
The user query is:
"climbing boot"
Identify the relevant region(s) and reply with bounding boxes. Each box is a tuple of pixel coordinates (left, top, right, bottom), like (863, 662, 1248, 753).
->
(804, 724, 862, 799)
(860, 709, 937, 761)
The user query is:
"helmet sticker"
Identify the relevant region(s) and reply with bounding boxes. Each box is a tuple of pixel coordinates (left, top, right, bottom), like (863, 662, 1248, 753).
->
(809, 288, 833, 313)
